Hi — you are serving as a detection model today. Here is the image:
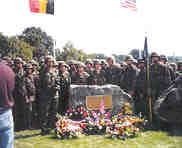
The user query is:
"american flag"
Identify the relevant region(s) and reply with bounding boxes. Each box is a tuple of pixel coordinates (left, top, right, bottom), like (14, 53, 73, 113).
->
(120, 0, 137, 11)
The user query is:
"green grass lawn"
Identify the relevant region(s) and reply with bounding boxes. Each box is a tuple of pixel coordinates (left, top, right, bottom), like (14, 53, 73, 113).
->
(15, 129, 182, 148)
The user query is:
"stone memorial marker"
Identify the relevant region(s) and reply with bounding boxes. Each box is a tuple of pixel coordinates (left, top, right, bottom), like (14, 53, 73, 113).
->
(69, 84, 134, 112)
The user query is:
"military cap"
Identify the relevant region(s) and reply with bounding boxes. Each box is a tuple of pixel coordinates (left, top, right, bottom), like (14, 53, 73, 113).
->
(151, 52, 159, 58)
(92, 59, 98, 64)
(30, 59, 38, 66)
(57, 61, 65, 65)
(138, 58, 145, 64)
(3, 56, 11, 61)
(77, 62, 85, 67)
(132, 59, 138, 64)
(160, 54, 168, 61)
(45, 55, 54, 62)
(85, 59, 93, 65)
(107, 56, 115, 62)
(15, 57, 23, 63)
(61, 62, 70, 69)
(25, 63, 33, 69)
(124, 55, 134, 61)
(94, 59, 101, 65)
(169, 62, 177, 69)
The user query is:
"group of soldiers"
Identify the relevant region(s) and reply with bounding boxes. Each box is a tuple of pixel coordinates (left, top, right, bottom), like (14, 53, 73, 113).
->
(2, 52, 182, 135)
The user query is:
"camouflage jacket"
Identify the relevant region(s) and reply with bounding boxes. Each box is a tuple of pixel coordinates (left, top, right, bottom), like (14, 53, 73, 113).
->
(24, 74, 36, 102)
(120, 65, 138, 93)
(69, 69, 77, 83)
(13, 68, 27, 101)
(88, 70, 106, 85)
(58, 71, 71, 96)
(150, 63, 171, 92)
(85, 67, 94, 76)
(135, 67, 147, 94)
(105, 65, 121, 85)
(71, 72, 89, 85)
(40, 68, 60, 97)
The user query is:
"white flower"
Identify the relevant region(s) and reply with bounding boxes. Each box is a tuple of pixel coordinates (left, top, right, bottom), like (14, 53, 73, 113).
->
(121, 121, 132, 127)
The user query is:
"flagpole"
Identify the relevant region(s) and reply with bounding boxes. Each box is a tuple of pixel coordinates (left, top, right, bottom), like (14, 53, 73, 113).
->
(144, 36, 152, 123)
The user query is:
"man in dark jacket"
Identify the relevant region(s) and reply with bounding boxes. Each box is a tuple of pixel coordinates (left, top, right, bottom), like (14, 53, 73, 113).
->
(0, 58, 15, 148)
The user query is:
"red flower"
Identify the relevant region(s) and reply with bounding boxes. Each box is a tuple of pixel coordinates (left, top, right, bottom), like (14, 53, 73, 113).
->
(80, 123, 86, 129)
(83, 112, 87, 118)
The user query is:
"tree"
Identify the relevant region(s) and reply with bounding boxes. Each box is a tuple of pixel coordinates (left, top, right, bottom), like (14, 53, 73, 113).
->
(19, 27, 54, 60)
(0, 33, 9, 57)
(58, 41, 88, 63)
(8, 36, 35, 61)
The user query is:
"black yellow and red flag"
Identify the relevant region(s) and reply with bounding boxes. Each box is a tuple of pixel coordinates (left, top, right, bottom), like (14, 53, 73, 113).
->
(29, 0, 54, 15)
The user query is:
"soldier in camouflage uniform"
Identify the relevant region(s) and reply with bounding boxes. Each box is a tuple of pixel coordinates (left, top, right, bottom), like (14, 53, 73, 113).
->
(57, 62, 71, 115)
(13, 57, 27, 130)
(53, 60, 59, 74)
(135, 59, 148, 116)
(29, 60, 39, 75)
(100, 59, 108, 73)
(119, 62, 127, 84)
(71, 62, 89, 85)
(24, 63, 36, 129)
(39, 56, 60, 135)
(88, 60, 106, 85)
(160, 55, 175, 81)
(68, 60, 78, 83)
(120, 55, 138, 97)
(85, 59, 94, 75)
(169, 62, 178, 80)
(150, 52, 171, 128)
(150, 53, 171, 101)
(177, 61, 182, 76)
(105, 56, 121, 86)
(29, 59, 40, 124)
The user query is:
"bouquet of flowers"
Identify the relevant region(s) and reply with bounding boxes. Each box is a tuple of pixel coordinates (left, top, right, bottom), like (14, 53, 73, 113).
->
(65, 103, 90, 120)
(55, 115, 83, 139)
(106, 103, 147, 140)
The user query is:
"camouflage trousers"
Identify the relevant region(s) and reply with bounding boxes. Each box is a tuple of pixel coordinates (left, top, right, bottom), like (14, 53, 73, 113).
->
(39, 95, 59, 132)
(134, 93, 149, 118)
(58, 94, 69, 115)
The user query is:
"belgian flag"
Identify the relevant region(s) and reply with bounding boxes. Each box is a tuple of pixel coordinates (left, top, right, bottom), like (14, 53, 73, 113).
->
(29, 0, 54, 15)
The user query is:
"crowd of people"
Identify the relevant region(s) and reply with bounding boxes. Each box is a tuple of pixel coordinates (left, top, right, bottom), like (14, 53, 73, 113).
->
(1, 52, 182, 136)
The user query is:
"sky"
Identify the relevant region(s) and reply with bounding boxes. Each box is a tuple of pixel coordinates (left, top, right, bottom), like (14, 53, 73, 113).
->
(0, 0, 182, 56)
